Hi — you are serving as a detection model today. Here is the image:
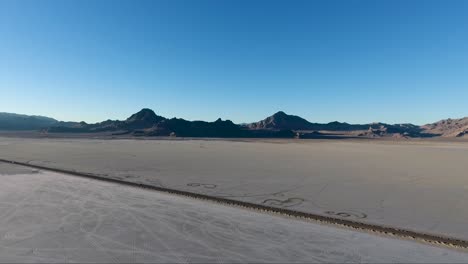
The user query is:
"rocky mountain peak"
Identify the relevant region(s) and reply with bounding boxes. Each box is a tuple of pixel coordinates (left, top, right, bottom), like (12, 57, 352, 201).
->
(126, 108, 160, 122)
(122, 108, 166, 129)
(248, 111, 314, 130)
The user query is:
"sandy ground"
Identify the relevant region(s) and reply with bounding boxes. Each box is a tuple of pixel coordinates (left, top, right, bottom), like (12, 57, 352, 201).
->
(1, 137, 468, 241)
(0, 164, 467, 263)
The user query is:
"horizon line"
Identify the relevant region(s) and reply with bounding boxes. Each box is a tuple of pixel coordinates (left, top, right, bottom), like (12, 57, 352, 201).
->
(2, 108, 467, 127)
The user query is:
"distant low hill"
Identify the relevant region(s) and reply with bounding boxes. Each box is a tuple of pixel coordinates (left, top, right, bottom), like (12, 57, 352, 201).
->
(1, 109, 466, 139)
(0, 112, 58, 130)
(421, 117, 468, 137)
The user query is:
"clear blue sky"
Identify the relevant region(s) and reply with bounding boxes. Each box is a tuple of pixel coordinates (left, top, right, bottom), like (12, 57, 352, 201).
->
(1, 0, 467, 124)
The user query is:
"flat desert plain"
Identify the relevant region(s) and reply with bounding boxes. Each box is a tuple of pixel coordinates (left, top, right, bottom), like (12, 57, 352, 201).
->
(1, 162, 468, 263)
(0, 137, 468, 242)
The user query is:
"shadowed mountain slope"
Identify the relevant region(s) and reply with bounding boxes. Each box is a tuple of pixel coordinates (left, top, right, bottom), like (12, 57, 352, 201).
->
(421, 117, 468, 137)
(0, 112, 58, 130)
(125, 108, 165, 129)
(248, 111, 316, 130)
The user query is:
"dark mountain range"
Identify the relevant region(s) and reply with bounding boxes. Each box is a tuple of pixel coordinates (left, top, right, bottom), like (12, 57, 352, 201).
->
(146, 118, 243, 137)
(0, 112, 58, 130)
(246, 111, 424, 137)
(1, 109, 466, 138)
(46, 109, 294, 138)
(247, 111, 373, 131)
